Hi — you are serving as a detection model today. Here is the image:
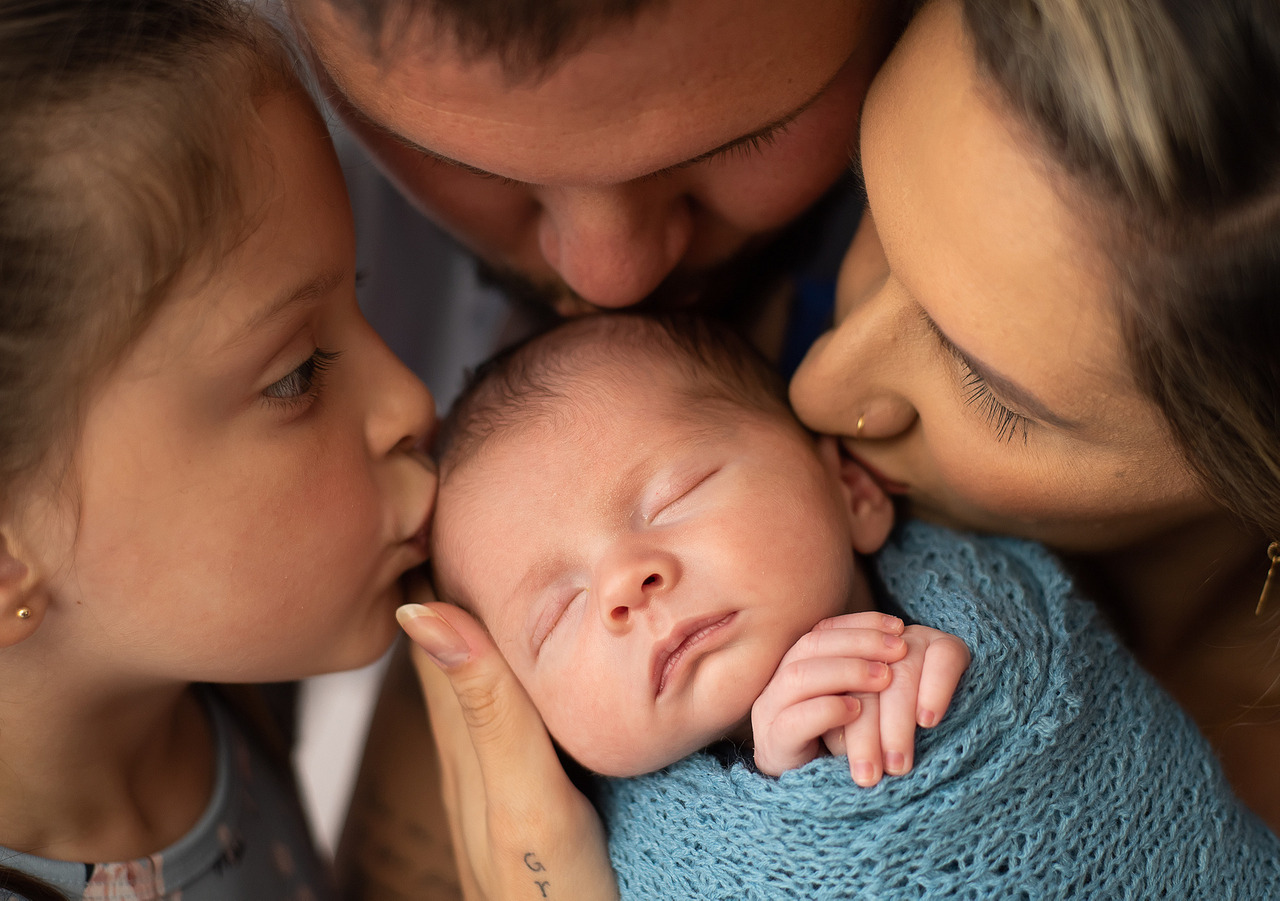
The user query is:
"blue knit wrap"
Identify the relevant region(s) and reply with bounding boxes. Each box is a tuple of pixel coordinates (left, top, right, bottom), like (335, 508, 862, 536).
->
(595, 522, 1280, 899)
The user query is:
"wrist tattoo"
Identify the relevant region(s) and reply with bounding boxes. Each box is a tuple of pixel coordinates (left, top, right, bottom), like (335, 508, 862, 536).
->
(524, 852, 550, 897)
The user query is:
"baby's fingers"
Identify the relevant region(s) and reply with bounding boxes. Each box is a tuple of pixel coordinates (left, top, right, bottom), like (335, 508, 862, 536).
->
(753, 694, 862, 776)
(775, 622, 908, 672)
(763, 655, 893, 710)
(915, 633, 971, 728)
(840, 692, 884, 787)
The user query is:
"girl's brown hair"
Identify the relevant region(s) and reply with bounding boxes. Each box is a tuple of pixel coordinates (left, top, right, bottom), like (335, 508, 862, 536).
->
(962, 0, 1280, 536)
(0, 0, 297, 510)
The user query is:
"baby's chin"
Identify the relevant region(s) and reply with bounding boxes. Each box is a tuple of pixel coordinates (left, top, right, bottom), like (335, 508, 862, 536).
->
(562, 711, 753, 778)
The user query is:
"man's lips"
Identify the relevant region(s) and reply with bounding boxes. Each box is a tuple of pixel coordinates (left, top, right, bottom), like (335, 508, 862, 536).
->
(651, 612, 737, 697)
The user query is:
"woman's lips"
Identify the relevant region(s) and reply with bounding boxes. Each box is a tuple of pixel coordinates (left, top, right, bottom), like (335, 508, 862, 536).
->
(841, 442, 910, 495)
(652, 612, 737, 697)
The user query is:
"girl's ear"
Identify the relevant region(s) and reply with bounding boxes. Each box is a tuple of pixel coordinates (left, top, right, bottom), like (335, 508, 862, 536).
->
(0, 528, 44, 647)
(816, 436, 895, 555)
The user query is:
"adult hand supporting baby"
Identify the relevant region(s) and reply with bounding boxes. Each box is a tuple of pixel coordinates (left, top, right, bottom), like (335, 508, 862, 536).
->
(397, 593, 619, 901)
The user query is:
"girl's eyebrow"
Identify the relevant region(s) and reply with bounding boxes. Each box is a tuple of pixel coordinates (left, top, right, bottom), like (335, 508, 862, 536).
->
(228, 269, 347, 348)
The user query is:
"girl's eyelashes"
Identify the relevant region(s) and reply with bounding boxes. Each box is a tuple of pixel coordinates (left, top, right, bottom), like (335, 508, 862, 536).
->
(262, 348, 341, 406)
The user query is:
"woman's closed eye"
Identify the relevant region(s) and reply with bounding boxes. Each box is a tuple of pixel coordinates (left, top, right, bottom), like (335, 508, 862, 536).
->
(262, 348, 341, 407)
(920, 313, 1031, 444)
(959, 366, 1030, 444)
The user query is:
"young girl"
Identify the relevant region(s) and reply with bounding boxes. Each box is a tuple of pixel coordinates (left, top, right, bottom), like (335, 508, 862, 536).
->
(0, 1, 436, 898)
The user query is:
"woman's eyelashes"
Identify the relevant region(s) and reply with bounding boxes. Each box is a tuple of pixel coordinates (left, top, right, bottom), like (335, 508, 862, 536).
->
(262, 348, 341, 407)
(960, 367, 1031, 444)
(920, 312, 1032, 444)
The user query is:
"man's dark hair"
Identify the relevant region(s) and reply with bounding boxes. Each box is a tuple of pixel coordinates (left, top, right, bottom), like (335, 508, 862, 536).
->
(309, 0, 666, 77)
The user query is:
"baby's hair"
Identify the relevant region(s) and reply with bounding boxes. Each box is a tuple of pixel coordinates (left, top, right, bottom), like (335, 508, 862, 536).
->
(435, 312, 795, 477)
(0, 0, 298, 511)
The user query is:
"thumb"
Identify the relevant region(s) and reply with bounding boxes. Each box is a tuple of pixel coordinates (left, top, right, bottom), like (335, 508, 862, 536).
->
(396, 602, 559, 790)
(397, 602, 618, 901)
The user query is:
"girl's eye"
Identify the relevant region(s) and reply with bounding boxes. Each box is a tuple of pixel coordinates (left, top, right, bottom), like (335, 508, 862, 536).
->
(262, 348, 341, 405)
(960, 367, 1031, 444)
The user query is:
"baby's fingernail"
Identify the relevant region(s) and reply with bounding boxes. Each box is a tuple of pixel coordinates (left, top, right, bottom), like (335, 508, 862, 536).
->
(396, 604, 470, 667)
(868, 662, 889, 679)
(853, 760, 878, 786)
(918, 708, 937, 728)
(883, 614, 904, 632)
(883, 632, 904, 649)
(844, 696, 862, 717)
(884, 751, 908, 774)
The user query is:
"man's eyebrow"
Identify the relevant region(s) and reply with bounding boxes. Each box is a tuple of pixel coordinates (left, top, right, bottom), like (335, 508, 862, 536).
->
(920, 310, 1081, 430)
(326, 49, 853, 185)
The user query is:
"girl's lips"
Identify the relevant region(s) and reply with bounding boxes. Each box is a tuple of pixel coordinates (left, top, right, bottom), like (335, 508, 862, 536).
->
(406, 509, 432, 559)
(652, 612, 737, 697)
(841, 442, 910, 495)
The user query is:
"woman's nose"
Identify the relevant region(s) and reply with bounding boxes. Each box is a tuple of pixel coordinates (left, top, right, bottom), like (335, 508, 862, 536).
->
(595, 544, 681, 632)
(536, 184, 694, 308)
(789, 288, 919, 443)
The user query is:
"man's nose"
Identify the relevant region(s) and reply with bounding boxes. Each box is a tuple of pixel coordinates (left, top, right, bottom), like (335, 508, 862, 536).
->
(536, 184, 694, 308)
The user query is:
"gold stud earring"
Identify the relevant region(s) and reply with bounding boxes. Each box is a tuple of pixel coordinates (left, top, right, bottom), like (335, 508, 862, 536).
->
(16, 607, 31, 620)
(1255, 541, 1279, 617)
(855, 414, 866, 441)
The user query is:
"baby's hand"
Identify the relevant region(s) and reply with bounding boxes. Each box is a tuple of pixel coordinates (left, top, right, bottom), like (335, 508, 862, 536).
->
(751, 612, 909, 777)
(824, 620, 970, 787)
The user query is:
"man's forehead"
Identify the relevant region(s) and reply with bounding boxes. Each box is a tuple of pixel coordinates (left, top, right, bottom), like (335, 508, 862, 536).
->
(293, 0, 868, 184)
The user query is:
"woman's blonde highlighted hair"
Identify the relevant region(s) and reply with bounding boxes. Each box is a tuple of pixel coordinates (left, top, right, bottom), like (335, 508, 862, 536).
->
(963, 0, 1280, 535)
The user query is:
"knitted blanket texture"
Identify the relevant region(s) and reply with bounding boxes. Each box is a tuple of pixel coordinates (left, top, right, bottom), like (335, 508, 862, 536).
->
(595, 522, 1280, 899)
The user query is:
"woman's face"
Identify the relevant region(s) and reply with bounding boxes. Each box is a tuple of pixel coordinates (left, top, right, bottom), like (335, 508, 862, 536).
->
(790, 0, 1214, 553)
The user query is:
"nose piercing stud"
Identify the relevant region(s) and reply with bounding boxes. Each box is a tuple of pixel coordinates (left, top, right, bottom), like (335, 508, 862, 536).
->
(855, 414, 866, 440)
(16, 607, 31, 620)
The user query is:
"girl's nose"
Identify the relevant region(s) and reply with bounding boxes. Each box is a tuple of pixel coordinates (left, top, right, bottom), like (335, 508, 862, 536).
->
(595, 544, 681, 633)
(537, 184, 694, 308)
(363, 323, 437, 457)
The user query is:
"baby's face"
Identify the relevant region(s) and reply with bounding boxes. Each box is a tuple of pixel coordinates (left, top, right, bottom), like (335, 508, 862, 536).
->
(432, 363, 867, 776)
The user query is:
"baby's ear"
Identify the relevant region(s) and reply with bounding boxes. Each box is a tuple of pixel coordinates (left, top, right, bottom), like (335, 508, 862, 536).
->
(0, 527, 44, 647)
(816, 436, 894, 555)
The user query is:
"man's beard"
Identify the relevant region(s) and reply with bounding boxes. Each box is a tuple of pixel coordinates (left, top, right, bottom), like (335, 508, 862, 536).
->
(473, 171, 858, 335)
